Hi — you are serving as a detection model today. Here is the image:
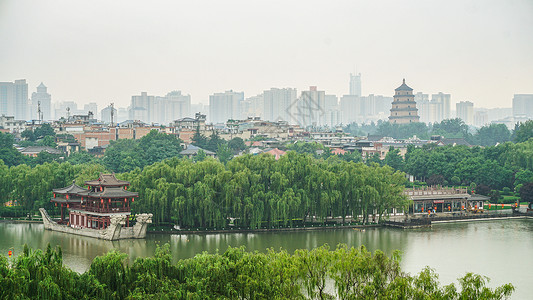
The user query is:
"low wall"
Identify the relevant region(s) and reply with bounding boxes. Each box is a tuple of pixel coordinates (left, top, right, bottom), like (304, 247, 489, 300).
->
(39, 208, 152, 240)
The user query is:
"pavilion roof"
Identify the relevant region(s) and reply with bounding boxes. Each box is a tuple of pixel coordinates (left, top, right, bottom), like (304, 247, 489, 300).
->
(85, 173, 130, 187)
(77, 187, 138, 198)
(53, 181, 87, 195)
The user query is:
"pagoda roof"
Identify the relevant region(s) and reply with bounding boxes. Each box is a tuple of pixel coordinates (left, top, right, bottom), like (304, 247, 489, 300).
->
(77, 187, 138, 198)
(53, 181, 87, 195)
(85, 173, 130, 186)
(395, 79, 413, 91)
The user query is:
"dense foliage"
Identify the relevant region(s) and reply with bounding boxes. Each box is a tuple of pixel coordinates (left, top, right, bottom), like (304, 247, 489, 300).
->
(103, 130, 183, 173)
(343, 118, 525, 147)
(123, 152, 408, 228)
(0, 152, 407, 227)
(0, 160, 106, 214)
(0, 244, 514, 299)
(402, 140, 533, 190)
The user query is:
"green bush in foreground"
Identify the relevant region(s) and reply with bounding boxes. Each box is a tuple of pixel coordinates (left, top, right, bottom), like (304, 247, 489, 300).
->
(0, 244, 513, 299)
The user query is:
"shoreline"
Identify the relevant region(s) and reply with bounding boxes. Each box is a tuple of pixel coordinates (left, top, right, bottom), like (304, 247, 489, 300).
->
(0, 219, 42, 224)
(147, 223, 381, 235)
(3, 213, 532, 235)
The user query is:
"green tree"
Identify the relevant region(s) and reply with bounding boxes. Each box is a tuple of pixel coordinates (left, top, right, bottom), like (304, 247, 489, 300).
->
(519, 182, 533, 204)
(383, 147, 405, 171)
(34, 123, 56, 139)
(21, 129, 36, 141)
(37, 135, 57, 147)
(473, 123, 510, 146)
(193, 149, 207, 162)
(216, 144, 233, 164)
(513, 120, 533, 143)
(228, 137, 246, 152)
(205, 131, 225, 152)
(191, 127, 208, 149)
(432, 118, 469, 138)
(0, 132, 26, 166)
(67, 151, 100, 165)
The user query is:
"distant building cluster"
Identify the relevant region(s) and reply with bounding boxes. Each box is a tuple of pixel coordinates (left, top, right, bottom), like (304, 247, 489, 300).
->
(1, 75, 532, 145)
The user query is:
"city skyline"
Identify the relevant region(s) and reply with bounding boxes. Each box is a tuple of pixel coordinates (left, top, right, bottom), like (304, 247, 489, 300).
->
(1, 0, 532, 109)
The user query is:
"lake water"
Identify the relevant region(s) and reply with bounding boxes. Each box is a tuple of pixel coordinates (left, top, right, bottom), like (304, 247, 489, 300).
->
(1, 219, 532, 299)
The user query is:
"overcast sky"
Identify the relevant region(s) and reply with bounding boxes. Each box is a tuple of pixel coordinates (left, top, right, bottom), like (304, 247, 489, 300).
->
(1, 0, 532, 109)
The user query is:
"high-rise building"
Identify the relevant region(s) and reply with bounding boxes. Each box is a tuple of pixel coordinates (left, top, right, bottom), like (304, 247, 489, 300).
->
(513, 94, 533, 119)
(389, 79, 419, 124)
(153, 91, 191, 125)
(349, 73, 362, 97)
(101, 105, 118, 125)
(129, 91, 190, 124)
(14, 80, 28, 120)
(474, 110, 489, 127)
(263, 88, 298, 123)
(456, 101, 474, 125)
(0, 79, 28, 120)
(297, 86, 326, 127)
(415, 92, 433, 123)
(209, 90, 244, 124)
(117, 108, 129, 123)
(339, 95, 360, 124)
(130, 92, 153, 122)
(30, 83, 52, 121)
(242, 94, 264, 119)
(54, 101, 78, 120)
(431, 92, 451, 122)
(323, 94, 340, 127)
(83, 103, 98, 118)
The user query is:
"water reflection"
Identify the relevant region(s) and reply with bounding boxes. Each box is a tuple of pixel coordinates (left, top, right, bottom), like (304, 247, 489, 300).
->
(1, 220, 532, 299)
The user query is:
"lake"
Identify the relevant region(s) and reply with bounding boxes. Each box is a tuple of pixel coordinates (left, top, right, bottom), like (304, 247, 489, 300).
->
(1, 218, 531, 299)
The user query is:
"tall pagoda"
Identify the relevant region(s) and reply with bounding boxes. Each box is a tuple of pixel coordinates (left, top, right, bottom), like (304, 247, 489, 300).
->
(389, 79, 420, 124)
(51, 174, 138, 230)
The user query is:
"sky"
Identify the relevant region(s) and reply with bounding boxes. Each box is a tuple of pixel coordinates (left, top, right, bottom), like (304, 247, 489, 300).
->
(1, 0, 532, 110)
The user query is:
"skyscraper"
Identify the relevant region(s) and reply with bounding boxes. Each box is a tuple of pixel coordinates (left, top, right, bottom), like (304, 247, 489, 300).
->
(296, 86, 326, 127)
(263, 88, 297, 123)
(14, 80, 28, 120)
(101, 105, 118, 125)
(389, 79, 419, 124)
(242, 94, 264, 119)
(129, 91, 191, 124)
(431, 92, 451, 122)
(456, 101, 474, 125)
(129, 92, 153, 123)
(0, 79, 28, 120)
(349, 73, 362, 97)
(31, 83, 52, 121)
(153, 91, 191, 125)
(209, 90, 244, 124)
(0, 82, 15, 116)
(513, 94, 533, 119)
(339, 95, 360, 124)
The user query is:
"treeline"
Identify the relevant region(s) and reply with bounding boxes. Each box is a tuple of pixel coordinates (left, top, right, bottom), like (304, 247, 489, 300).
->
(0, 244, 514, 299)
(122, 152, 408, 228)
(0, 160, 106, 216)
(375, 139, 533, 192)
(344, 118, 533, 146)
(0, 153, 407, 227)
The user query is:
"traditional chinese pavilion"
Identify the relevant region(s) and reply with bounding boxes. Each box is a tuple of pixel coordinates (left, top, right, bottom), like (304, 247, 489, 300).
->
(51, 174, 138, 230)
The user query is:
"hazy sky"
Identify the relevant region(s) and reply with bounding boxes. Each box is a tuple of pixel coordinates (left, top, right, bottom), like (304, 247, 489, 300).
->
(1, 0, 532, 109)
